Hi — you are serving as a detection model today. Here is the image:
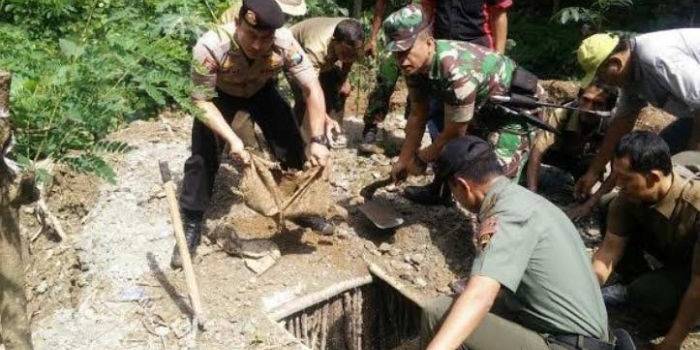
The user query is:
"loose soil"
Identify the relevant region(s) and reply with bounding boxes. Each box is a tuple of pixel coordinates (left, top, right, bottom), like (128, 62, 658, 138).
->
(18, 81, 699, 349)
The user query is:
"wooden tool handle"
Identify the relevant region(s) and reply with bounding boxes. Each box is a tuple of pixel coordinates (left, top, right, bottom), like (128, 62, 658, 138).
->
(160, 160, 206, 328)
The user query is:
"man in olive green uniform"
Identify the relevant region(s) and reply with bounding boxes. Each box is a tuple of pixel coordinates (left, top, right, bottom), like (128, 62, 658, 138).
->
(593, 131, 700, 350)
(420, 136, 609, 350)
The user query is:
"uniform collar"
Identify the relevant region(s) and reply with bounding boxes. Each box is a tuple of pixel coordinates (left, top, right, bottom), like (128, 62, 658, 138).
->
(651, 170, 686, 219)
(478, 176, 510, 221)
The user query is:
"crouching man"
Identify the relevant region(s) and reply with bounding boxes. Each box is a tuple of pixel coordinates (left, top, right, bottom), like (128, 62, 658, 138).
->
(593, 131, 700, 350)
(421, 136, 610, 350)
(289, 17, 364, 127)
(382, 5, 537, 206)
(174, 0, 333, 268)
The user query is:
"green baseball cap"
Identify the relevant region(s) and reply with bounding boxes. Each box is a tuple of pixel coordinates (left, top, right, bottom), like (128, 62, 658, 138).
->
(382, 4, 430, 52)
(577, 33, 620, 87)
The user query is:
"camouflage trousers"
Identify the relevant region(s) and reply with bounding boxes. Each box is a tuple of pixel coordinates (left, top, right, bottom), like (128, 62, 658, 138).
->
(363, 51, 402, 126)
(481, 127, 532, 183)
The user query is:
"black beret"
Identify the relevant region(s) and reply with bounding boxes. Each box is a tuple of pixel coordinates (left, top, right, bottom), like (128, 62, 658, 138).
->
(435, 136, 494, 183)
(241, 0, 285, 30)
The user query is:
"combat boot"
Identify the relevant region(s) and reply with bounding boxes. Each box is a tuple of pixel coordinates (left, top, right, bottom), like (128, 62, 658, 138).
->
(402, 181, 452, 206)
(170, 209, 203, 269)
(294, 216, 335, 236)
(358, 124, 384, 155)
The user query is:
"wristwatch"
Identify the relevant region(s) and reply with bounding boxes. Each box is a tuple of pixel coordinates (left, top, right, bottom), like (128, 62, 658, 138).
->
(309, 135, 329, 147)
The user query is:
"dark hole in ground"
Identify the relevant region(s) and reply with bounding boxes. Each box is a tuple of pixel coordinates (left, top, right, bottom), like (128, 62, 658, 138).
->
(281, 279, 421, 350)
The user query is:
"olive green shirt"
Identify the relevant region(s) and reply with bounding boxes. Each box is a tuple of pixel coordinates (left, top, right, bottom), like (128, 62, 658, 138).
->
(608, 169, 700, 271)
(471, 177, 609, 339)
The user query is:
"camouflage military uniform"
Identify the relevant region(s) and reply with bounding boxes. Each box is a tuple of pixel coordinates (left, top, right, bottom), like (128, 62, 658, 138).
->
(410, 39, 531, 180)
(362, 0, 421, 128)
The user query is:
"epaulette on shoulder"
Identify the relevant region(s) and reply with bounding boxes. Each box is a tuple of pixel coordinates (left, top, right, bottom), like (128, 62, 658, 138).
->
(680, 177, 700, 213)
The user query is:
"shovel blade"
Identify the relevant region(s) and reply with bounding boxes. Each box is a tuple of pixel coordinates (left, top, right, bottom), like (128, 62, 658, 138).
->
(359, 200, 404, 229)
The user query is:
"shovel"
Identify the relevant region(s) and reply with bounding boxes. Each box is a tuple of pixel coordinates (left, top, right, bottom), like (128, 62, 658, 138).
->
(358, 177, 405, 229)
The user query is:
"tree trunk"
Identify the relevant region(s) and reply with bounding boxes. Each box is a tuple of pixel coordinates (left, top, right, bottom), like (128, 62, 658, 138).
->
(0, 69, 35, 350)
(353, 0, 362, 18)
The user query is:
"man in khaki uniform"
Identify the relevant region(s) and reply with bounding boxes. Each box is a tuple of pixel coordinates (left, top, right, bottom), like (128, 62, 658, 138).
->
(173, 0, 333, 268)
(593, 131, 700, 350)
(421, 136, 610, 350)
(289, 17, 364, 123)
(527, 83, 617, 193)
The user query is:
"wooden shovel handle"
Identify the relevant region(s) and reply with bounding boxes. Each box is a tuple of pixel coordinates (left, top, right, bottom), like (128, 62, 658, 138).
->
(159, 161, 206, 329)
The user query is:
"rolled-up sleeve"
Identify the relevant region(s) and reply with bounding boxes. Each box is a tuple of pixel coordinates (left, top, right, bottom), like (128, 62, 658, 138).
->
(277, 28, 317, 91)
(191, 37, 220, 101)
(445, 77, 478, 123)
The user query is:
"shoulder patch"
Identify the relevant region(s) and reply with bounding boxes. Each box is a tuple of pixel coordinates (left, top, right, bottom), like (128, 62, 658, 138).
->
(475, 216, 498, 251)
(681, 179, 700, 213)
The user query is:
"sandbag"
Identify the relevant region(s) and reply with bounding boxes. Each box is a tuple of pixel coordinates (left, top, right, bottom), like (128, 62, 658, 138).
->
(239, 154, 332, 221)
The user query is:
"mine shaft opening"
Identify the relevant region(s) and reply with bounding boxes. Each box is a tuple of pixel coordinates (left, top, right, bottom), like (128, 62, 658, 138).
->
(279, 278, 422, 350)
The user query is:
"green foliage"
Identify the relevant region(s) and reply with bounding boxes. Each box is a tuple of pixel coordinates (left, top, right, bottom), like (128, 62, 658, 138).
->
(507, 14, 581, 79)
(553, 0, 633, 29)
(0, 0, 226, 182)
(305, 0, 349, 17)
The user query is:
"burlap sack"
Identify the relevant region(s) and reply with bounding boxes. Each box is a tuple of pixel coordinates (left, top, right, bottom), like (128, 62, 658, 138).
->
(239, 155, 332, 220)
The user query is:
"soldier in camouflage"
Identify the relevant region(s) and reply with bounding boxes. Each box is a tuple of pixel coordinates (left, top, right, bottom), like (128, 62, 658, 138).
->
(360, 0, 511, 154)
(383, 5, 532, 204)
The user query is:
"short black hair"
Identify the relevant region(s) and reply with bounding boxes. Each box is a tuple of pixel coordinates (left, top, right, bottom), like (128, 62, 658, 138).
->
(436, 136, 503, 184)
(333, 19, 364, 46)
(614, 131, 672, 175)
(453, 152, 503, 184)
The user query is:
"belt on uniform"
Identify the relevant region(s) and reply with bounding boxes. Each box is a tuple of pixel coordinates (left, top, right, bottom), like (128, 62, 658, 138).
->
(551, 334, 615, 350)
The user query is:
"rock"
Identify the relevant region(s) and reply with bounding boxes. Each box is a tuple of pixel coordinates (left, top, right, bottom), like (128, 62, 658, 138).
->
(388, 247, 401, 256)
(437, 286, 452, 294)
(370, 249, 381, 256)
(76, 275, 89, 288)
(349, 196, 365, 206)
(411, 253, 425, 265)
(384, 184, 398, 192)
(364, 241, 376, 250)
(413, 277, 428, 288)
(332, 204, 349, 220)
(331, 179, 350, 190)
(372, 172, 381, 179)
(155, 326, 170, 336)
(390, 260, 413, 271)
(399, 273, 413, 282)
(370, 154, 390, 166)
(378, 242, 392, 253)
(35, 281, 48, 294)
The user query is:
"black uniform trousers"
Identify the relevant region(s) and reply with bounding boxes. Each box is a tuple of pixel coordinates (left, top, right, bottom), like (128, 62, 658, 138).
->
(180, 82, 305, 213)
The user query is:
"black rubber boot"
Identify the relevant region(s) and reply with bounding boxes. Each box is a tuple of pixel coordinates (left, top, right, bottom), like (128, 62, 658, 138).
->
(358, 124, 384, 155)
(402, 181, 452, 206)
(294, 216, 335, 236)
(170, 209, 203, 269)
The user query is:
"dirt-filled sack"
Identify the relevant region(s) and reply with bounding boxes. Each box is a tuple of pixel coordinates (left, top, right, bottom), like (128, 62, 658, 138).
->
(239, 154, 332, 221)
